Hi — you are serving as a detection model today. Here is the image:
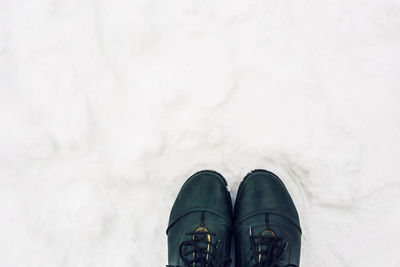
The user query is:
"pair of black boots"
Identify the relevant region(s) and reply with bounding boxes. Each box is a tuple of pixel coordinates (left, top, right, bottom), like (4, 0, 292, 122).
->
(166, 170, 301, 267)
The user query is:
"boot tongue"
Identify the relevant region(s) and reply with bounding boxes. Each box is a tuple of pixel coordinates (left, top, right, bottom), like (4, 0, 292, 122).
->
(257, 229, 275, 263)
(192, 227, 212, 267)
(260, 229, 275, 238)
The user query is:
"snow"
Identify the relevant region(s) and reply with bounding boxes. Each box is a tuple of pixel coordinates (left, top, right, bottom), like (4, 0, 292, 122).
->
(1, 0, 400, 266)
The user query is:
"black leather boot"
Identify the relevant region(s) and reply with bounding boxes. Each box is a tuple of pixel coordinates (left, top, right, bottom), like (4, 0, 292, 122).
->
(167, 170, 233, 267)
(234, 170, 301, 267)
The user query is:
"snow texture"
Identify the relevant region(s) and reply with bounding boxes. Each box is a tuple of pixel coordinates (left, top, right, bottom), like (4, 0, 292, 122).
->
(1, 0, 400, 266)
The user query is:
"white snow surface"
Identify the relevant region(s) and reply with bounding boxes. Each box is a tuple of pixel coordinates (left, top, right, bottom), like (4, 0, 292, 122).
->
(1, 0, 400, 266)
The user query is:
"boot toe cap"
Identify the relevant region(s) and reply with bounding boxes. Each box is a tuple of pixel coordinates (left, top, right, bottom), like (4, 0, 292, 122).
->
(234, 170, 300, 226)
(168, 170, 232, 226)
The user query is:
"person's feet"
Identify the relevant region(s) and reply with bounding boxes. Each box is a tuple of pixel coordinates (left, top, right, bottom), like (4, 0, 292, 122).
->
(234, 170, 301, 267)
(167, 170, 233, 267)
(167, 169, 301, 267)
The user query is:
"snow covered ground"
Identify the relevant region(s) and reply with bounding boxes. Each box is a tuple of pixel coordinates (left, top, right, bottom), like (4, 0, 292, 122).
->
(1, 0, 400, 266)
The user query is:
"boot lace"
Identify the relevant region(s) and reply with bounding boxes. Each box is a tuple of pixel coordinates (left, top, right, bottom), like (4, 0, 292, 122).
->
(249, 228, 298, 267)
(179, 229, 231, 267)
